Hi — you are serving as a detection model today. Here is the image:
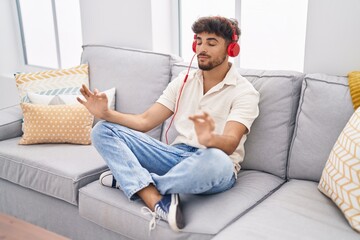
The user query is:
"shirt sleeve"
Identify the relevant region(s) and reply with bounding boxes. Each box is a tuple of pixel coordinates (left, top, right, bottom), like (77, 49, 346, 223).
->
(156, 71, 186, 112)
(227, 89, 260, 133)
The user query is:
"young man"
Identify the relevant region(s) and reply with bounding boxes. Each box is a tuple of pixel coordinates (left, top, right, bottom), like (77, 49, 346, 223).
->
(77, 16, 259, 232)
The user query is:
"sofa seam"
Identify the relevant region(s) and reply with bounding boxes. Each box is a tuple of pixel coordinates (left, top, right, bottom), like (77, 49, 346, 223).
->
(304, 77, 348, 86)
(0, 104, 21, 111)
(284, 74, 305, 180)
(0, 154, 107, 205)
(1, 177, 77, 205)
(64, 213, 138, 240)
(82, 44, 181, 60)
(286, 78, 308, 179)
(0, 150, 107, 182)
(79, 188, 214, 237)
(0, 120, 23, 127)
(79, 190, 179, 236)
(216, 180, 287, 235)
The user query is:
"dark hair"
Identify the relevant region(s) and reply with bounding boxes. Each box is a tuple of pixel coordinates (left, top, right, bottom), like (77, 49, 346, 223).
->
(191, 16, 241, 43)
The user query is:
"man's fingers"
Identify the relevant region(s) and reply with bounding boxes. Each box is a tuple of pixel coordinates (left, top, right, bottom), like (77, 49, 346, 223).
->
(81, 84, 93, 97)
(77, 96, 86, 105)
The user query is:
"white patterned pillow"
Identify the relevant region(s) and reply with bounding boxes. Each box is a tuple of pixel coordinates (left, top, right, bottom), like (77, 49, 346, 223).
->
(27, 88, 116, 109)
(318, 107, 360, 232)
(15, 64, 89, 103)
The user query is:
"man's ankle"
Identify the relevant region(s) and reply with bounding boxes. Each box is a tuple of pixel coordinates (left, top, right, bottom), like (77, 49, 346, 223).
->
(137, 184, 162, 211)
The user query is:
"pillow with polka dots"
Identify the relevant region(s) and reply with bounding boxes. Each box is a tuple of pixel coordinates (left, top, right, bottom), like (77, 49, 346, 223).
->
(19, 103, 94, 145)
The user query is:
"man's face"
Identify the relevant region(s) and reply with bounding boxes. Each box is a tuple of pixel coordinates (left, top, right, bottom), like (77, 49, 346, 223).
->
(195, 32, 228, 71)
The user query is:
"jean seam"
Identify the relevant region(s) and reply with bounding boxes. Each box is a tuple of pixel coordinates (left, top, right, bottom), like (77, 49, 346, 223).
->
(108, 123, 192, 158)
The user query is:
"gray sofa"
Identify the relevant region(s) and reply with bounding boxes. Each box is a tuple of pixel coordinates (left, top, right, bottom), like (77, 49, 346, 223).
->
(0, 45, 359, 240)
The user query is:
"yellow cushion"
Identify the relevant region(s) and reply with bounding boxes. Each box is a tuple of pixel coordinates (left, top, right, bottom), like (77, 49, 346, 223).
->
(15, 64, 89, 103)
(19, 103, 94, 145)
(348, 71, 360, 110)
(318, 107, 360, 232)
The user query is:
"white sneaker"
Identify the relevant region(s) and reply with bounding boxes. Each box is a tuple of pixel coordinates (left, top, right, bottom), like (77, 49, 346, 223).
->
(99, 170, 120, 189)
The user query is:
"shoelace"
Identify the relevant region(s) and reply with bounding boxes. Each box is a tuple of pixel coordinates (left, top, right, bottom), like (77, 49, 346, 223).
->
(154, 204, 168, 221)
(141, 206, 161, 231)
(141, 204, 169, 232)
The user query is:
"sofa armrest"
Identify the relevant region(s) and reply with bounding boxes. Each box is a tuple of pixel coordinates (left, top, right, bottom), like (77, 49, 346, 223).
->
(0, 105, 23, 141)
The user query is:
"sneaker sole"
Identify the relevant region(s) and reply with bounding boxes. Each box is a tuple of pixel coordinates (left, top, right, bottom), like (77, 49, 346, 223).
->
(99, 171, 119, 188)
(168, 194, 185, 232)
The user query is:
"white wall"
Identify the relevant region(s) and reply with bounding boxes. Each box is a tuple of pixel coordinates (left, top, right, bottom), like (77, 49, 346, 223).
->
(0, 0, 22, 75)
(0, 0, 22, 108)
(151, 0, 179, 55)
(304, 0, 360, 76)
(79, 0, 153, 50)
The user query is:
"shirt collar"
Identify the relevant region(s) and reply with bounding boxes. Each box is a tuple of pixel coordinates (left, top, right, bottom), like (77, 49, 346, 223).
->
(195, 63, 238, 86)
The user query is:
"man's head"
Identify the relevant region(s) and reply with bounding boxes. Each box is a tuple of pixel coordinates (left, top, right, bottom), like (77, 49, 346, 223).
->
(192, 16, 241, 71)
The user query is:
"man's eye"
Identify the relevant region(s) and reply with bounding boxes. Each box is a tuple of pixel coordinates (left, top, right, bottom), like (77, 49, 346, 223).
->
(197, 42, 202, 45)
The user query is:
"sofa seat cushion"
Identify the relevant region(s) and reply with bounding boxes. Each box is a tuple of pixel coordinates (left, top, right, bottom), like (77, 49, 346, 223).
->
(79, 170, 284, 240)
(212, 180, 360, 240)
(0, 137, 108, 205)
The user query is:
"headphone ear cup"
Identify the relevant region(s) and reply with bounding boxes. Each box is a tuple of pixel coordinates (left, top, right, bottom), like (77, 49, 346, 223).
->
(192, 34, 197, 53)
(192, 40, 197, 53)
(227, 42, 240, 57)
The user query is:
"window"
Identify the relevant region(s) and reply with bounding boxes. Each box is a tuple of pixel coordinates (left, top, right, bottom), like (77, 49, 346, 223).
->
(179, 0, 235, 63)
(240, 0, 308, 71)
(17, 0, 82, 69)
(178, 0, 308, 71)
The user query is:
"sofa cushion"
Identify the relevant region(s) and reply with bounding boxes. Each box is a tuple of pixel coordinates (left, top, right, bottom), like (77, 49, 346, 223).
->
(0, 138, 108, 205)
(167, 63, 304, 179)
(15, 64, 89, 103)
(288, 73, 354, 181)
(318, 107, 360, 232)
(212, 180, 360, 240)
(79, 170, 285, 239)
(19, 103, 94, 145)
(81, 45, 182, 140)
(238, 69, 304, 179)
(0, 105, 23, 141)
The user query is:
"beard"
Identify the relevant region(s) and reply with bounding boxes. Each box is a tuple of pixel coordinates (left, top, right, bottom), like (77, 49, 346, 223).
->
(198, 53, 227, 71)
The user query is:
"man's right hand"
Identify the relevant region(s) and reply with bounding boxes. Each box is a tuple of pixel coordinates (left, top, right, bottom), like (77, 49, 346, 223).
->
(77, 84, 110, 119)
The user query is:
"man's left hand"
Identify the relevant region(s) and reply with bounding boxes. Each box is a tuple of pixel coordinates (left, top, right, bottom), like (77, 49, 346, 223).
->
(188, 112, 215, 146)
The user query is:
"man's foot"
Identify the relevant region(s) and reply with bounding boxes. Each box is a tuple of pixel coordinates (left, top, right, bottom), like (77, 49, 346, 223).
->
(154, 194, 185, 232)
(99, 170, 120, 188)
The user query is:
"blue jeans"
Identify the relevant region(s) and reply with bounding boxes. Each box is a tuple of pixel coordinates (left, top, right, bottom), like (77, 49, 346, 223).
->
(91, 121, 236, 200)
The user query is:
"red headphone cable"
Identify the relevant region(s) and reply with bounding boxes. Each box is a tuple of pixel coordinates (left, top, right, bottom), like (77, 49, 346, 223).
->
(165, 53, 197, 144)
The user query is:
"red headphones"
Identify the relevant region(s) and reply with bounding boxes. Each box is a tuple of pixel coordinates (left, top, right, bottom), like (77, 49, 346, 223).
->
(192, 18, 240, 57)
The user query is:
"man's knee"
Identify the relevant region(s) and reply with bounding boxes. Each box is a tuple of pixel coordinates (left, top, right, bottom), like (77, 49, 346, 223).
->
(91, 121, 108, 146)
(197, 148, 233, 175)
(91, 121, 130, 145)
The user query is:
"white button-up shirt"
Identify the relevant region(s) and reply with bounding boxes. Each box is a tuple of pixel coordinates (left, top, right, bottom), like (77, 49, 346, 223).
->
(157, 64, 260, 173)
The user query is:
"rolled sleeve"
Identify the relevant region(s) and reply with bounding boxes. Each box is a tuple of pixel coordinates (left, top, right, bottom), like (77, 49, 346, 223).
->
(227, 90, 260, 133)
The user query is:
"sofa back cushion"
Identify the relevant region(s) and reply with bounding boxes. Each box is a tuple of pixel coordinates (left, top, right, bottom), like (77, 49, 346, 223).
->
(81, 45, 181, 139)
(168, 63, 304, 179)
(238, 69, 303, 178)
(288, 73, 354, 181)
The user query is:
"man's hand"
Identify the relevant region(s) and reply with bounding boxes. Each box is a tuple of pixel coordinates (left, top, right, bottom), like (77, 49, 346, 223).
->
(189, 112, 215, 146)
(77, 84, 109, 119)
